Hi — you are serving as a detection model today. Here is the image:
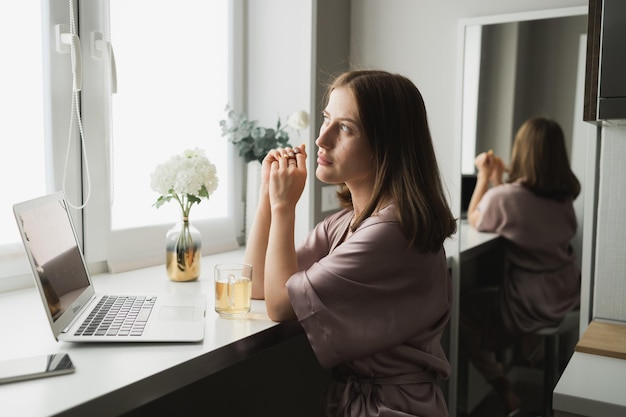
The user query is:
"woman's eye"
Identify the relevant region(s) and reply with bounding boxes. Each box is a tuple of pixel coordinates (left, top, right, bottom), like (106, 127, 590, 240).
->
(340, 124, 351, 133)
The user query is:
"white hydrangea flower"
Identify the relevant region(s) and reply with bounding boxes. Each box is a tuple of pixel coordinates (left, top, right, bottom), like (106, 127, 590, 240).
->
(287, 110, 310, 130)
(151, 148, 219, 217)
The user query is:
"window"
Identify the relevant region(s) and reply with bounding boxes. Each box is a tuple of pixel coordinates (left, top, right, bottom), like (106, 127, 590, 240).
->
(0, 3, 45, 225)
(99, 0, 241, 272)
(0, 0, 243, 291)
(0, 1, 48, 291)
(109, 0, 231, 230)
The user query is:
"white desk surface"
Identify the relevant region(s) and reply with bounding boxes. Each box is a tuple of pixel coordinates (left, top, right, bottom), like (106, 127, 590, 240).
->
(0, 248, 302, 417)
(553, 351, 626, 417)
(458, 220, 501, 259)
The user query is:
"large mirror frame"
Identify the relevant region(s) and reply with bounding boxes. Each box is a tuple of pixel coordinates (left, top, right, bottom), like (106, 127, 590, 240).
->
(457, 6, 588, 270)
(454, 7, 589, 413)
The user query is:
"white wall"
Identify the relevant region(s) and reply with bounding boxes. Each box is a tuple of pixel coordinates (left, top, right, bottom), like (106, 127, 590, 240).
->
(246, 0, 314, 244)
(245, 0, 589, 242)
(594, 127, 626, 321)
(349, 0, 587, 219)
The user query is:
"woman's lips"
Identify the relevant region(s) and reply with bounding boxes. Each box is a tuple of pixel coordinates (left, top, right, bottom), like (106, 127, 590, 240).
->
(317, 153, 331, 166)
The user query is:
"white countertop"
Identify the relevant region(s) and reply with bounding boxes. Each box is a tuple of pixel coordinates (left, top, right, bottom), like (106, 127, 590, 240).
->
(553, 350, 626, 416)
(0, 248, 302, 417)
(458, 220, 501, 260)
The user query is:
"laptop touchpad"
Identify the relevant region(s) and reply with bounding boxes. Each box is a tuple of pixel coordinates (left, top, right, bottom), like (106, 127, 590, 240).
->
(157, 306, 195, 321)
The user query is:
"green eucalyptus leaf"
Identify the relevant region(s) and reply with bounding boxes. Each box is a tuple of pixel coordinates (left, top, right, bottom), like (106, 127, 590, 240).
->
(198, 185, 209, 198)
(223, 104, 304, 163)
(154, 194, 174, 209)
(187, 194, 202, 205)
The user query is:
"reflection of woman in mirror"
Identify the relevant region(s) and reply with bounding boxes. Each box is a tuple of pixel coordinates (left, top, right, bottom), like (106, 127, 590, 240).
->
(461, 117, 581, 415)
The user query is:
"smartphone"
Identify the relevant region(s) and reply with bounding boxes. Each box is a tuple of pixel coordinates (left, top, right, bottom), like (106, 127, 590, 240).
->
(0, 353, 75, 384)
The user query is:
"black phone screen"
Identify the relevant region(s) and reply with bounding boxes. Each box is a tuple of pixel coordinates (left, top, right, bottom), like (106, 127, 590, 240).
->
(0, 353, 75, 384)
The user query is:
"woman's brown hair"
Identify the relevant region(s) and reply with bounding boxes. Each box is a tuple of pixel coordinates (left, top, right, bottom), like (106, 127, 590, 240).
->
(325, 70, 456, 252)
(508, 117, 581, 201)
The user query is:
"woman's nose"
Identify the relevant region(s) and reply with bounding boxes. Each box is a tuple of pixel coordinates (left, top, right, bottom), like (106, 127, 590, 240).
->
(316, 124, 332, 148)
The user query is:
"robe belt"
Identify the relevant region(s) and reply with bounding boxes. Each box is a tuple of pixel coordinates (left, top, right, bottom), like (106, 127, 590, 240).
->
(332, 366, 438, 417)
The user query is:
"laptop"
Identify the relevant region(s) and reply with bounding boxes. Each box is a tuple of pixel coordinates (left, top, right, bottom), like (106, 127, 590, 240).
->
(460, 174, 477, 219)
(13, 192, 206, 343)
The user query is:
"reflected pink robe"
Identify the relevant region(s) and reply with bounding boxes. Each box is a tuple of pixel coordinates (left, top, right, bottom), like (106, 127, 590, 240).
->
(476, 182, 580, 333)
(286, 205, 451, 417)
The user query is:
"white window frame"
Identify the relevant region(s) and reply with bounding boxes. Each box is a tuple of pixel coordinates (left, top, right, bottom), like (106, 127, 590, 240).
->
(80, 0, 244, 273)
(0, 0, 81, 293)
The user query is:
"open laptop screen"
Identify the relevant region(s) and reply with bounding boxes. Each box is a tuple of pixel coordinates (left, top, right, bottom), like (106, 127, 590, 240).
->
(15, 196, 90, 322)
(461, 174, 477, 219)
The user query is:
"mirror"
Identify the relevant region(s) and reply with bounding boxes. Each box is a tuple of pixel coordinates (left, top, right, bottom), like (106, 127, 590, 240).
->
(461, 10, 588, 175)
(458, 7, 588, 266)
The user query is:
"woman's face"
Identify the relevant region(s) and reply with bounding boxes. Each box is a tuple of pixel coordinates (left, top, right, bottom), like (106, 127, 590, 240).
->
(315, 87, 376, 190)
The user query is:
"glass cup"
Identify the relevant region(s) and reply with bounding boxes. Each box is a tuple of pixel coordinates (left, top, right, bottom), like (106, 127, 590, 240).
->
(214, 263, 252, 318)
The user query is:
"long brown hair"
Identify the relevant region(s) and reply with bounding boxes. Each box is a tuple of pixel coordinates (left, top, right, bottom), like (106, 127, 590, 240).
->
(325, 70, 456, 252)
(508, 117, 581, 201)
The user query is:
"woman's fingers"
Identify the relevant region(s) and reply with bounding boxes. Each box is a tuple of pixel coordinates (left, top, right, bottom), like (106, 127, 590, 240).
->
(294, 144, 306, 165)
(271, 145, 307, 169)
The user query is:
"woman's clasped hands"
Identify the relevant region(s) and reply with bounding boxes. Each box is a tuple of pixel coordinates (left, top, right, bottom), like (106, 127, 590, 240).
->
(262, 144, 308, 210)
(475, 149, 505, 186)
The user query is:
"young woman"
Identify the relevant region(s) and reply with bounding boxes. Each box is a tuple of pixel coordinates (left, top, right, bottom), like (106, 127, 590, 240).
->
(462, 117, 581, 415)
(244, 70, 457, 416)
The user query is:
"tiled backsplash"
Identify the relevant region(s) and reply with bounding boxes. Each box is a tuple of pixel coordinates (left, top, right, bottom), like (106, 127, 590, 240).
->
(594, 125, 626, 321)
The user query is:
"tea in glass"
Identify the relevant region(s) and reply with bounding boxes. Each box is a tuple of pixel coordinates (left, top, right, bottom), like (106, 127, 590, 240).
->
(214, 263, 252, 318)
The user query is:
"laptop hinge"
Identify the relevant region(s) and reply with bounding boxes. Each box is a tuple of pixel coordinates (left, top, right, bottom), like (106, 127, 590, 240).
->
(61, 295, 98, 334)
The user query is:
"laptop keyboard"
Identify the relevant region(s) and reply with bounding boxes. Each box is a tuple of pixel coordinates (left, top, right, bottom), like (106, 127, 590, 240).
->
(75, 295, 157, 337)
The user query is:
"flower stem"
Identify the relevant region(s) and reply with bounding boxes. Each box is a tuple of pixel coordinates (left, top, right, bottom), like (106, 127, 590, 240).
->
(173, 193, 192, 218)
(175, 219, 196, 272)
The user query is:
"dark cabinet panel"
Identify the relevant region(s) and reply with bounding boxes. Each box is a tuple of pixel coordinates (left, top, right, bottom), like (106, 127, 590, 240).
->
(584, 0, 626, 121)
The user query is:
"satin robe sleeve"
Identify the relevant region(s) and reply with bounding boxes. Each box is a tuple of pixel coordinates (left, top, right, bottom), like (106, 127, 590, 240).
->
(287, 211, 451, 369)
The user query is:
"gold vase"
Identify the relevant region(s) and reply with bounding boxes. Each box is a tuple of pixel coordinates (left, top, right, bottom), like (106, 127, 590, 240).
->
(165, 218, 201, 281)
